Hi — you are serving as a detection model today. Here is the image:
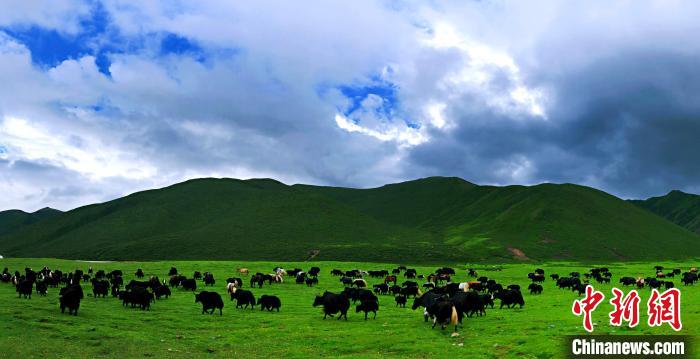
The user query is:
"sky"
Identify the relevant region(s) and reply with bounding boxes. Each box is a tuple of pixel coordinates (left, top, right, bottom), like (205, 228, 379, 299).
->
(1, 1, 700, 211)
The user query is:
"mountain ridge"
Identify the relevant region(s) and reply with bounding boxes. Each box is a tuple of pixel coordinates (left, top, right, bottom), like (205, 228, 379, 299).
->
(1, 177, 698, 262)
(630, 190, 700, 234)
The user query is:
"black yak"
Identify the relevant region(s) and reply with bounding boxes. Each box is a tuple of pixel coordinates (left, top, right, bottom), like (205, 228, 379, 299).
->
(257, 295, 281, 312)
(195, 291, 224, 315)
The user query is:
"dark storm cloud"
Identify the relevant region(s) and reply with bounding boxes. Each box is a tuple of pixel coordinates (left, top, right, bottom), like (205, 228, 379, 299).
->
(405, 49, 700, 198)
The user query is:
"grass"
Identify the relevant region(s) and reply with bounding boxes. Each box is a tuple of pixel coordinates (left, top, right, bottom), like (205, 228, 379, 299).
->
(631, 190, 700, 234)
(1, 258, 699, 358)
(1, 177, 699, 262)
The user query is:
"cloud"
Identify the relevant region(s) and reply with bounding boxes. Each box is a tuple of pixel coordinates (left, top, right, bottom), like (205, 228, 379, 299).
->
(1, 1, 700, 211)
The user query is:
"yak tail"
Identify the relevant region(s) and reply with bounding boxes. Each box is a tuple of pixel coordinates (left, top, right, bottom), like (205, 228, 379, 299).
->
(450, 306, 458, 327)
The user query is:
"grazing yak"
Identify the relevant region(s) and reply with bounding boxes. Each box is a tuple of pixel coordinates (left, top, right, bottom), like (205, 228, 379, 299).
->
(395, 295, 407, 307)
(91, 279, 110, 298)
(353, 279, 367, 288)
(480, 294, 494, 309)
(528, 283, 543, 294)
(59, 284, 84, 315)
(682, 273, 697, 285)
(250, 274, 265, 288)
(487, 283, 503, 294)
(404, 269, 417, 279)
(373, 283, 389, 295)
(203, 272, 215, 286)
(494, 289, 524, 309)
(120, 287, 152, 310)
(231, 289, 256, 309)
(400, 286, 420, 298)
(308, 267, 321, 278)
(195, 291, 224, 315)
(331, 269, 344, 276)
(305, 277, 318, 287)
(343, 288, 377, 304)
(412, 291, 444, 322)
(572, 284, 587, 296)
(452, 291, 485, 317)
(169, 275, 185, 288)
(647, 279, 662, 290)
(237, 268, 250, 276)
(16, 280, 33, 299)
(557, 277, 581, 289)
(154, 285, 171, 299)
(431, 301, 460, 332)
(356, 299, 379, 320)
(257, 295, 281, 312)
(181, 279, 197, 291)
(313, 291, 350, 320)
(126, 279, 151, 291)
(287, 268, 303, 277)
(35, 281, 48, 296)
(226, 277, 243, 288)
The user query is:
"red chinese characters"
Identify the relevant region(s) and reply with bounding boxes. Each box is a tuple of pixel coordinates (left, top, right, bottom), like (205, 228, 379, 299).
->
(609, 288, 640, 327)
(572, 285, 605, 332)
(647, 288, 682, 331)
(573, 286, 683, 332)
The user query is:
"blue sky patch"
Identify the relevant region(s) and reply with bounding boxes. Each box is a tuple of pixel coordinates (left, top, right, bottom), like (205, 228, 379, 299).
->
(161, 33, 201, 56)
(1, 2, 111, 75)
(1, 3, 207, 76)
(338, 79, 399, 117)
(3, 26, 92, 69)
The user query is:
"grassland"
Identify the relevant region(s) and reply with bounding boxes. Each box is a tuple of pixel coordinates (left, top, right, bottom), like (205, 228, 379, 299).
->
(631, 190, 700, 235)
(1, 258, 698, 358)
(1, 177, 699, 262)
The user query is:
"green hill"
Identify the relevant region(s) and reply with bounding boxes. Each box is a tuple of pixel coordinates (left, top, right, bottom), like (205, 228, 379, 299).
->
(630, 190, 700, 234)
(0, 207, 62, 236)
(0, 177, 698, 262)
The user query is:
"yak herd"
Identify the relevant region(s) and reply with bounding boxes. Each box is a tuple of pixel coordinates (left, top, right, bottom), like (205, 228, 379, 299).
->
(1, 263, 697, 332)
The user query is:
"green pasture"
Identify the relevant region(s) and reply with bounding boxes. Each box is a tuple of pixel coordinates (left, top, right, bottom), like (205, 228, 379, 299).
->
(0, 258, 697, 358)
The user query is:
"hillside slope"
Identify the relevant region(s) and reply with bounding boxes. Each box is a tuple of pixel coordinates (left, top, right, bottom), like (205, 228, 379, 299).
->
(298, 179, 700, 261)
(630, 190, 700, 234)
(0, 177, 698, 262)
(0, 207, 62, 236)
(0, 179, 432, 262)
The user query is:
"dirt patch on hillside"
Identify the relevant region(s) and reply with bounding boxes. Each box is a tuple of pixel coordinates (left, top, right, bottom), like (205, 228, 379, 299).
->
(604, 246, 628, 260)
(507, 247, 530, 260)
(305, 249, 320, 261)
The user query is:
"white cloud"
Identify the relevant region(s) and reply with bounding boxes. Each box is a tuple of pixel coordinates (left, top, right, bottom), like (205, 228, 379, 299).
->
(0, 116, 156, 180)
(0, 0, 91, 34)
(334, 114, 427, 147)
(422, 23, 547, 119)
